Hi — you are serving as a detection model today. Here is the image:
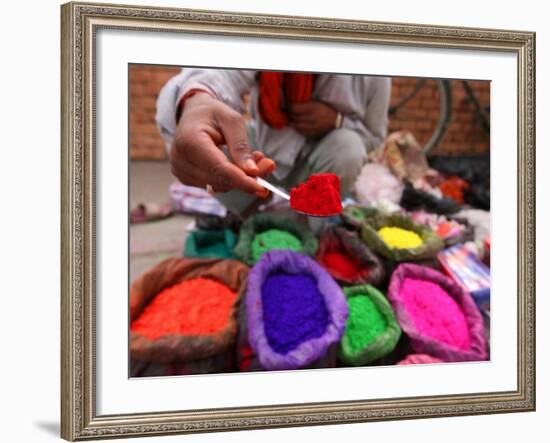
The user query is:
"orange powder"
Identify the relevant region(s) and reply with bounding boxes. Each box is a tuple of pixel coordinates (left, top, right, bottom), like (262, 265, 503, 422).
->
(131, 278, 237, 339)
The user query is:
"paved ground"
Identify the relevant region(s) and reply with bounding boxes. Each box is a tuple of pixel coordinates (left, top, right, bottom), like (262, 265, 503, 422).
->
(130, 161, 194, 282)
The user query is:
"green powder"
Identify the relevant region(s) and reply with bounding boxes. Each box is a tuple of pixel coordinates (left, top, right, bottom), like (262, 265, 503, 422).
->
(251, 229, 302, 262)
(344, 295, 388, 354)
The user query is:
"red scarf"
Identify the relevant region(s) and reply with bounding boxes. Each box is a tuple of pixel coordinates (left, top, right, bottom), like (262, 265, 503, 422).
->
(258, 72, 316, 129)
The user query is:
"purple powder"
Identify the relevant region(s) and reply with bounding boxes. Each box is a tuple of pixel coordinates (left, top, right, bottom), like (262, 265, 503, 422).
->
(261, 272, 329, 355)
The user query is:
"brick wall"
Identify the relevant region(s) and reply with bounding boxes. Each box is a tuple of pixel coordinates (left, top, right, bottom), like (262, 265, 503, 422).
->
(129, 65, 490, 160)
(129, 65, 180, 160)
(388, 78, 490, 156)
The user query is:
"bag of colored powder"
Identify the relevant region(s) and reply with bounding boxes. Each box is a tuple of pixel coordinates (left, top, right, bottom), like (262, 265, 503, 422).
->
(233, 213, 318, 265)
(235, 287, 340, 372)
(387, 263, 487, 362)
(397, 354, 444, 365)
(361, 214, 444, 262)
(316, 226, 385, 286)
(338, 285, 401, 366)
(130, 257, 249, 376)
(184, 228, 237, 259)
(242, 250, 348, 371)
(341, 205, 379, 230)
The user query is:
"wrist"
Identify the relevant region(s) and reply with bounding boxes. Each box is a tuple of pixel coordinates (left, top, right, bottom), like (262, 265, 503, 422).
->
(177, 89, 214, 121)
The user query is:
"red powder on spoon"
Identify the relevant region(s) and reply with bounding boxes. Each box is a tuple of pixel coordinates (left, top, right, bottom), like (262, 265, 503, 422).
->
(290, 173, 342, 216)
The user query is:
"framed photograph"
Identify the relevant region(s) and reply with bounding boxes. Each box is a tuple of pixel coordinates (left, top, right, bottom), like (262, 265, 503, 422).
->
(61, 1, 535, 440)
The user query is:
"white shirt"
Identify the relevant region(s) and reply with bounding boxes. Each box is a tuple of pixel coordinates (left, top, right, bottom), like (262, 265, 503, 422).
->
(156, 69, 391, 179)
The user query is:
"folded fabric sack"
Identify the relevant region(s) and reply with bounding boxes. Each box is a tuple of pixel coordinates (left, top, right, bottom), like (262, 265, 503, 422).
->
(361, 214, 444, 262)
(400, 181, 461, 215)
(184, 229, 237, 259)
(169, 181, 227, 217)
(397, 354, 444, 365)
(130, 257, 248, 376)
(369, 131, 437, 182)
(316, 226, 385, 286)
(387, 263, 487, 362)
(338, 285, 401, 366)
(233, 213, 318, 265)
(341, 204, 379, 230)
(242, 250, 348, 371)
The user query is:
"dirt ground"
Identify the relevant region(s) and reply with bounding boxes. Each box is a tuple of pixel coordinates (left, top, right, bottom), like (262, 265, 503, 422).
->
(129, 161, 194, 282)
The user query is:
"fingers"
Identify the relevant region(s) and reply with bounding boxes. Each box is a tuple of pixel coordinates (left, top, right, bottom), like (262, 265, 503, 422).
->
(251, 151, 276, 177)
(216, 110, 259, 176)
(252, 151, 265, 163)
(257, 157, 276, 177)
(210, 162, 266, 196)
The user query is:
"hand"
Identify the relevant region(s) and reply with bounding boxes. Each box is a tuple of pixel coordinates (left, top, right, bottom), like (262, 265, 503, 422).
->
(171, 93, 275, 197)
(288, 101, 338, 138)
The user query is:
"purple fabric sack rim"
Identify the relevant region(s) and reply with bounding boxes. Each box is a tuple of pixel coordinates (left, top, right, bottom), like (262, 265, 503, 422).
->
(387, 263, 488, 362)
(246, 250, 349, 370)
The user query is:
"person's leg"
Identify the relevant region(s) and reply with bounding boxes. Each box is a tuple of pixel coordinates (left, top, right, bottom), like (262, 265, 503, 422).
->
(279, 128, 367, 233)
(303, 128, 368, 197)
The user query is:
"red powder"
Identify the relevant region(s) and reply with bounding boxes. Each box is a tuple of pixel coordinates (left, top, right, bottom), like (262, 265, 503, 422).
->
(290, 173, 342, 216)
(131, 278, 237, 340)
(323, 250, 364, 280)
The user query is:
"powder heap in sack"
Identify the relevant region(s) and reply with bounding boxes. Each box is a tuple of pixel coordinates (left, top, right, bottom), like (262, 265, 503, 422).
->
(261, 272, 329, 354)
(322, 251, 364, 281)
(290, 173, 342, 216)
(344, 295, 388, 354)
(131, 278, 237, 339)
(400, 277, 471, 350)
(251, 229, 302, 262)
(378, 226, 423, 249)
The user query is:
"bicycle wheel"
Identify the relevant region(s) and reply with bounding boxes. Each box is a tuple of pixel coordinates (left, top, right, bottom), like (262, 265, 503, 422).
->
(389, 78, 452, 154)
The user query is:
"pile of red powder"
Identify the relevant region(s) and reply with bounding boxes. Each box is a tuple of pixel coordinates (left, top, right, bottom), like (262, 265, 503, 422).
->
(131, 278, 237, 340)
(290, 173, 342, 216)
(322, 250, 364, 281)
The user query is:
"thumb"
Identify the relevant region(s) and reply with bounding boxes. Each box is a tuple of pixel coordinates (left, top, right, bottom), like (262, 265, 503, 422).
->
(217, 111, 259, 175)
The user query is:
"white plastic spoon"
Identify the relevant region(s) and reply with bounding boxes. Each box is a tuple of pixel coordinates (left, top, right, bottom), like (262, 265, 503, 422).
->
(255, 176, 340, 217)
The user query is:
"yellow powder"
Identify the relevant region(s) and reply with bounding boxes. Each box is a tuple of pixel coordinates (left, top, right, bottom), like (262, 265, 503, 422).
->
(378, 226, 423, 249)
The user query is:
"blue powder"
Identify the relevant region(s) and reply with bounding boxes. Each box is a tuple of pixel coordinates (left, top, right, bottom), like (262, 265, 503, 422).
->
(261, 272, 329, 355)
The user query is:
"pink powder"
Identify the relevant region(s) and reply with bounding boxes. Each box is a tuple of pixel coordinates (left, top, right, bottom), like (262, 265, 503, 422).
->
(400, 277, 471, 350)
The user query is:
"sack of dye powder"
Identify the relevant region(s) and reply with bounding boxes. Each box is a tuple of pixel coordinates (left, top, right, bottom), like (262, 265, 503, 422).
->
(338, 285, 401, 366)
(396, 354, 443, 365)
(316, 226, 385, 286)
(361, 214, 444, 262)
(341, 205, 379, 230)
(183, 229, 237, 259)
(387, 263, 487, 362)
(242, 250, 348, 371)
(233, 213, 318, 265)
(130, 257, 249, 375)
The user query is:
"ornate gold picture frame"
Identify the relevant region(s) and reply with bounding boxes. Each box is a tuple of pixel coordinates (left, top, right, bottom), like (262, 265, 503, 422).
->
(61, 1, 535, 440)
